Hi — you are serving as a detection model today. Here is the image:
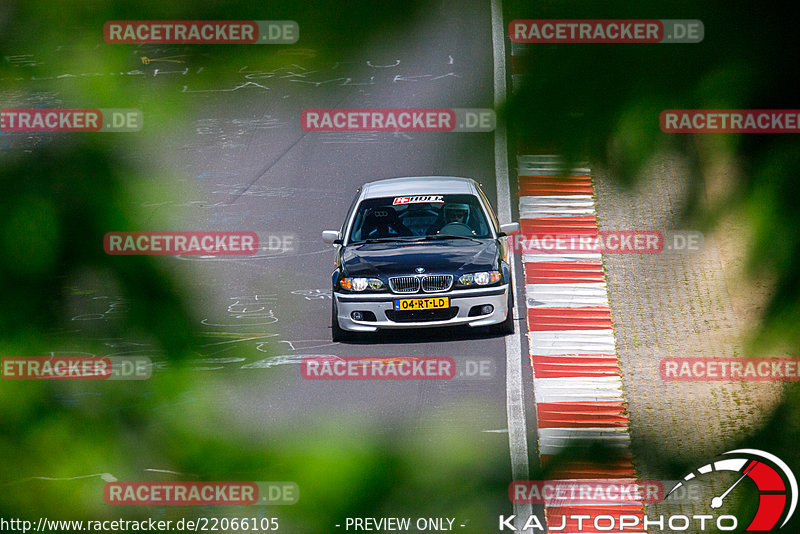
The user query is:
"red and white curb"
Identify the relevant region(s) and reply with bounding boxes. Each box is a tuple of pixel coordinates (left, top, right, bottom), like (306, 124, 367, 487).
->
(517, 155, 645, 532)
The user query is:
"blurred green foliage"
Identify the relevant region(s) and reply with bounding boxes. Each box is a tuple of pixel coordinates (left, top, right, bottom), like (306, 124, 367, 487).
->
(0, 2, 516, 532)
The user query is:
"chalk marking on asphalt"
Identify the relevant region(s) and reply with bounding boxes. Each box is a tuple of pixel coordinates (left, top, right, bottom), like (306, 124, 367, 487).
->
(491, 0, 535, 531)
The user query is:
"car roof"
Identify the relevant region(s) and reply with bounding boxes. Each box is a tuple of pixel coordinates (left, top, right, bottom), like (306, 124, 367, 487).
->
(361, 176, 478, 199)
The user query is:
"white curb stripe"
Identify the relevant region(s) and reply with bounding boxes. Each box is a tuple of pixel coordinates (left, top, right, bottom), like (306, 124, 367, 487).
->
(519, 196, 596, 218)
(534, 376, 625, 404)
(529, 330, 616, 355)
(526, 283, 610, 308)
(520, 206, 597, 218)
(523, 253, 603, 263)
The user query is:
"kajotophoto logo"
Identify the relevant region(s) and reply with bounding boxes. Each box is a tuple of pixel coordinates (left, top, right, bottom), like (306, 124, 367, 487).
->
(498, 448, 796, 531)
(666, 448, 797, 531)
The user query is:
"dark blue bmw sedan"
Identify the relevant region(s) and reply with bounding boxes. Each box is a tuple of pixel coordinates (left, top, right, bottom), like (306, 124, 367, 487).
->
(322, 176, 520, 341)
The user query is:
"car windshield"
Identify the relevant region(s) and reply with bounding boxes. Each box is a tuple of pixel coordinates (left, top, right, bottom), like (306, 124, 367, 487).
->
(348, 194, 492, 243)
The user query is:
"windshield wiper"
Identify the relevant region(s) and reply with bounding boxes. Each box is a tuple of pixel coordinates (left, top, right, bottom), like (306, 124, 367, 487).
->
(357, 236, 425, 244)
(423, 234, 485, 243)
(354, 235, 484, 245)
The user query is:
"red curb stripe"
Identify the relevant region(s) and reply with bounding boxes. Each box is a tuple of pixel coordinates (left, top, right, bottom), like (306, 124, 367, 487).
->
(524, 262, 606, 284)
(537, 418, 629, 428)
(540, 457, 639, 479)
(537, 401, 628, 427)
(538, 402, 627, 414)
(538, 415, 629, 429)
(521, 216, 598, 228)
(537, 414, 628, 427)
(519, 221, 599, 233)
(518, 179, 594, 186)
(529, 319, 613, 331)
(532, 363, 621, 379)
(519, 178, 592, 184)
(528, 307, 613, 331)
(529, 354, 621, 377)
(518, 176, 594, 196)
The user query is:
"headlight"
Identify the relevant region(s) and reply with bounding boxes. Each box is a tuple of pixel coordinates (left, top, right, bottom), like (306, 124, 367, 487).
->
(458, 273, 474, 285)
(474, 272, 492, 285)
(340, 277, 384, 291)
(458, 271, 501, 286)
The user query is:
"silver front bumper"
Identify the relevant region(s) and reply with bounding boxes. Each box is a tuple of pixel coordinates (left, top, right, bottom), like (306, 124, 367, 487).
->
(334, 285, 510, 332)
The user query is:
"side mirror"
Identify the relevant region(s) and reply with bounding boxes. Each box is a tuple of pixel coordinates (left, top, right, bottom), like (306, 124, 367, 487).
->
(499, 222, 520, 236)
(322, 230, 342, 244)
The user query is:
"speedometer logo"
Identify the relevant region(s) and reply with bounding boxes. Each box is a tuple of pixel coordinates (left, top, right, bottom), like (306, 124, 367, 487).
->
(666, 449, 797, 531)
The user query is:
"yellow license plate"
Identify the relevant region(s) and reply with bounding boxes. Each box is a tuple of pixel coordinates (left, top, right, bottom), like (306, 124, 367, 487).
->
(393, 297, 449, 311)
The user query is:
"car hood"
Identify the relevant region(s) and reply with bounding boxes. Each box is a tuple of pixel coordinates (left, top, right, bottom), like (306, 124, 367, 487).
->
(340, 240, 499, 277)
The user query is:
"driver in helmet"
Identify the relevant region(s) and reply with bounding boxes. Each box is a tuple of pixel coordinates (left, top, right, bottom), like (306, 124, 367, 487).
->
(427, 202, 475, 235)
(444, 203, 470, 224)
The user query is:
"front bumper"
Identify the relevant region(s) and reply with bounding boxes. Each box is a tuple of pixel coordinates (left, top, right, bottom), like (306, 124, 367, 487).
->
(334, 284, 510, 332)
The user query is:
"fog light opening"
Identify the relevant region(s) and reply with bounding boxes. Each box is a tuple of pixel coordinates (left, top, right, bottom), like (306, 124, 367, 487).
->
(481, 305, 494, 315)
(350, 311, 376, 322)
